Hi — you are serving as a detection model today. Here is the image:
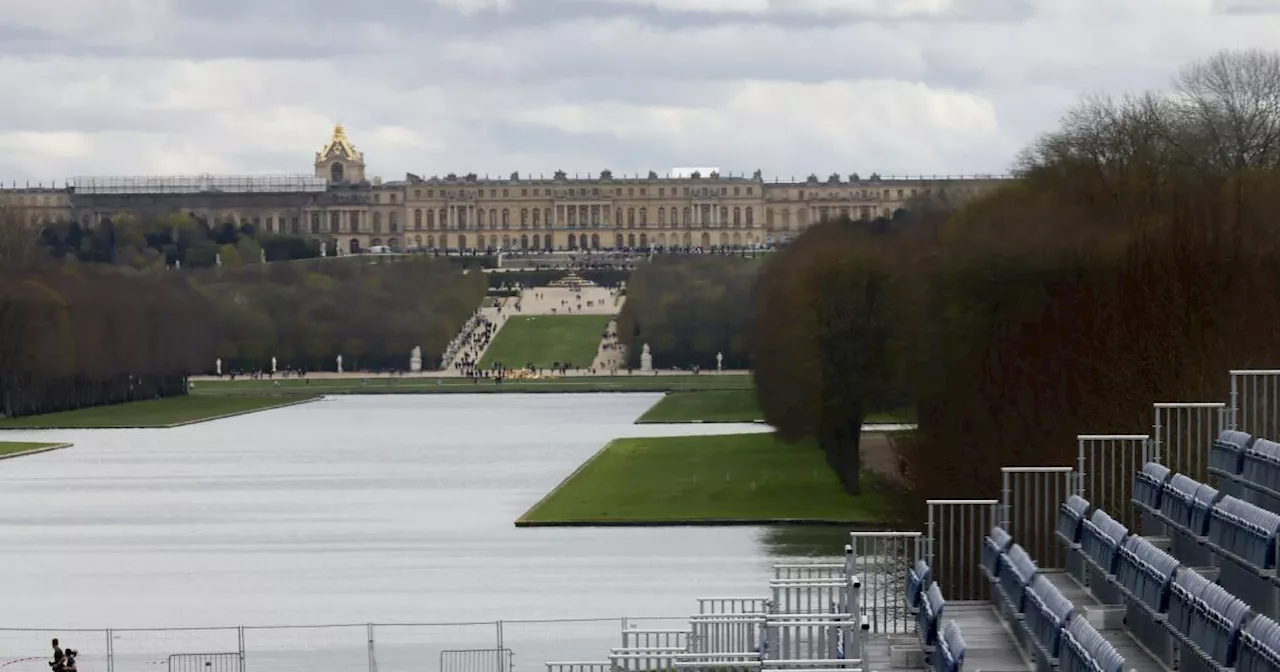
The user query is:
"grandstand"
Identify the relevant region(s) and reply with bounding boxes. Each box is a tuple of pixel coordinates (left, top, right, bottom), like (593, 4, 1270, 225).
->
(542, 370, 1280, 672)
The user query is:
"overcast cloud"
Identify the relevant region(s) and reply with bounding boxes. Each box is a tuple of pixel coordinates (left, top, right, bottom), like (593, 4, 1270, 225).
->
(0, 0, 1277, 184)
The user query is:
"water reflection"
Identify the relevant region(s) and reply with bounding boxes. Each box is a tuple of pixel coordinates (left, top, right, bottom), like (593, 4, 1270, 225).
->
(759, 526, 858, 557)
(0, 394, 847, 640)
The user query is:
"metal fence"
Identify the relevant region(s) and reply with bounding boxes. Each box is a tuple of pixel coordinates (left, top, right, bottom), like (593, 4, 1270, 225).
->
(0, 619, 687, 672)
(1152, 402, 1226, 483)
(844, 532, 920, 634)
(925, 499, 999, 601)
(1230, 370, 1280, 438)
(1000, 466, 1074, 569)
(1076, 434, 1149, 530)
(440, 649, 513, 672)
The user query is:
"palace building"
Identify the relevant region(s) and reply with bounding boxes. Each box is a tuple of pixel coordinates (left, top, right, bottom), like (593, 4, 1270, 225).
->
(0, 125, 1009, 253)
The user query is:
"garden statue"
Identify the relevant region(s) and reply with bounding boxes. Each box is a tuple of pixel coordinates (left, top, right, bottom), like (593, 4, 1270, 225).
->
(336, 354, 343, 374)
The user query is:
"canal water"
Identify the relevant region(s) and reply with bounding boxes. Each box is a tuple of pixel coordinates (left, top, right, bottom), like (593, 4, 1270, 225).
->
(0, 393, 850, 672)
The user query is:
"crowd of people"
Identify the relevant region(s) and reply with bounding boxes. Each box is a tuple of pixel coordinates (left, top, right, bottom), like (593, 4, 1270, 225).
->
(450, 313, 499, 378)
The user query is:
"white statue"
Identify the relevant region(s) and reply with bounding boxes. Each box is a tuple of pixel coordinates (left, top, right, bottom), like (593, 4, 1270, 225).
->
(336, 353, 343, 373)
(640, 343, 653, 372)
(410, 346, 423, 373)
(271, 356, 277, 373)
(260, 249, 267, 264)
(215, 358, 222, 376)
(215, 252, 222, 267)
(717, 351, 723, 372)
(174, 259, 181, 270)
(320, 243, 327, 258)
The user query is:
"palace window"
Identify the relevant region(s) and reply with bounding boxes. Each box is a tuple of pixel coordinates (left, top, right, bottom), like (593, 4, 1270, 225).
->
(490, 210, 497, 228)
(329, 212, 340, 233)
(311, 213, 320, 234)
(390, 212, 399, 232)
(427, 210, 436, 229)
(373, 212, 382, 233)
(414, 209, 422, 229)
(502, 209, 510, 228)
(745, 207, 754, 227)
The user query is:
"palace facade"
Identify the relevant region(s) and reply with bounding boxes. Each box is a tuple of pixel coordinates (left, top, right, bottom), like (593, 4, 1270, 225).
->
(0, 125, 1009, 253)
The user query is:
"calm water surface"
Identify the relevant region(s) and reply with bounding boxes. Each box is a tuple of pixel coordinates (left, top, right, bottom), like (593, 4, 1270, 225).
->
(0, 394, 848, 672)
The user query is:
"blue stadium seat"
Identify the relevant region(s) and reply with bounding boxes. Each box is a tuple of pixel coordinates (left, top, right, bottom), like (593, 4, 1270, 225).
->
(934, 620, 966, 672)
(919, 582, 946, 646)
(1081, 509, 1129, 574)
(1239, 612, 1280, 672)
(1169, 568, 1213, 637)
(1161, 474, 1203, 531)
(1245, 438, 1280, 494)
(908, 559, 932, 611)
(1135, 462, 1173, 511)
(1114, 535, 1180, 613)
(1057, 495, 1091, 545)
(1209, 495, 1280, 569)
(1188, 581, 1252, 667)
(1060, 616, 1125, 672)
(982, 526, 1013, 579)
(1212, 430, 1254, 478)
(1023, 574, 1075, 659)
(997, 544, 1038, 614)
(1190, 482, 1225, 537)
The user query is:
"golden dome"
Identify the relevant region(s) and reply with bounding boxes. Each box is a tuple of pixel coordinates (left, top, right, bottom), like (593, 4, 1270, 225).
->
(319, 123, 360, 161)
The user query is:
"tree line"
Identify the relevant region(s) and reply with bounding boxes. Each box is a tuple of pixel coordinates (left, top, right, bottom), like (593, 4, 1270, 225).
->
(616, 255, 759, 370)
(750, 49, 1280, 518)
(193, 257, 486, 373)
(39, 213, 323, 269)
(0, 266, 214, 417)
(0, 255, 486, 417)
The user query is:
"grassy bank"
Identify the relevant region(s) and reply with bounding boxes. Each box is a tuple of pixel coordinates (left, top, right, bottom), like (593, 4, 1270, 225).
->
(191, 374, 753, 395)
(0, 394, 318, 429)
(635, 389, 916, 424)
(480, 314, 613, 369)
(519, 432, 888, 525)
(0, 441, 66, 458)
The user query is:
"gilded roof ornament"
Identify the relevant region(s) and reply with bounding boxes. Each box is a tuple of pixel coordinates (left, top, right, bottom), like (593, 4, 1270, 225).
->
(318, 123, 362, 162)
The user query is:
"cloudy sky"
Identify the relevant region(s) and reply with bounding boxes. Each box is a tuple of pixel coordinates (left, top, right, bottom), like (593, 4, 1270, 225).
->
(0, 0, 1277, 185)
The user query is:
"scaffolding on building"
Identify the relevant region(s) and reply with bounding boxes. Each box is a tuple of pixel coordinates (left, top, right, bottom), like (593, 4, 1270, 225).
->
(69, 175, 328, 195)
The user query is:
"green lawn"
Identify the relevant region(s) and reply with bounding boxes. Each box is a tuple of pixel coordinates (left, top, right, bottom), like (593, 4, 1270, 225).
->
(0, 394, 318, 429)
(0, 441, 63, 458)
(636, 390, 916, 425)
(480, 315, 612, 370)
(637, 389, 763, 423)
(519, 432, 888, 525)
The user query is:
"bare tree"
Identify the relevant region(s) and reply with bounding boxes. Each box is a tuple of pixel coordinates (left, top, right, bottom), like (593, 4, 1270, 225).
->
(1173, 49, 1280, 172)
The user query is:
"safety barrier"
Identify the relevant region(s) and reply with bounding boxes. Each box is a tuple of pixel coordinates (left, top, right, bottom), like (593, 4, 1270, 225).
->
(845, 532, 921, 634)
(1001, 467, 1074, 569)
(1230, 370, 1280, 438)
(621, 630, 687, 650)
(441, 649, 514, 672)
(167, 653, 242, 672)
(1153, 403, 1227, 483)
(1077, 434, 1150, 530)
(925, 500, 999, 601)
